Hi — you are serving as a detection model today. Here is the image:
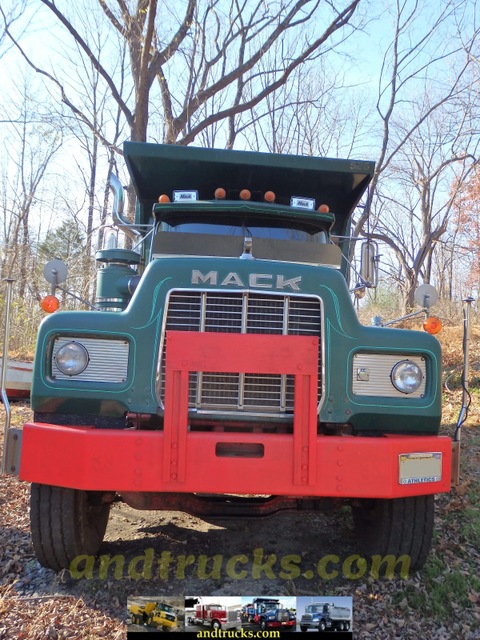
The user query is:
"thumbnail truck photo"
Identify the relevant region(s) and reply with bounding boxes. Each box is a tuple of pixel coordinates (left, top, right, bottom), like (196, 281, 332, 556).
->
(300, 601, 351, 632)
(1, 141, 452, 573)
(129, 600, 177, 630)
(242, 597, 296, 631)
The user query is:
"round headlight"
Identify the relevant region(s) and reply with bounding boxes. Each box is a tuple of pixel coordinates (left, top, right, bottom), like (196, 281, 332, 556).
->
(391, 360, 423, 394)
(55, 341, 89, 376)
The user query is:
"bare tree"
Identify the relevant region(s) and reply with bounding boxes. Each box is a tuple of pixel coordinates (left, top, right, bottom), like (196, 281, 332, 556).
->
(240, 59, 372, 157)
(343, 0, 477, 310)
(367, 97, 478, 311)
(59, 22, 129, 301)
(0, 0, 27, 61)
(0, 81, 62, 297)
(4, 0, 363, 149)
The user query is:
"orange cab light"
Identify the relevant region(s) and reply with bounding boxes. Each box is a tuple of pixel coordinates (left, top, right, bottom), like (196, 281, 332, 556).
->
(264, 191, 276, 202)
(423, 316, 442, 335)
(240, 189, 251, 200)
(40, 295, 60, 313)
(214, 187, 226, 199)
(158, 194, 170, 203)
(318, 203, 330, 213)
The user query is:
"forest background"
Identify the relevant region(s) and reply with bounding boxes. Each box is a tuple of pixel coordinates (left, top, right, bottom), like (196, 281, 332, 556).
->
(1, 0, 480, 357)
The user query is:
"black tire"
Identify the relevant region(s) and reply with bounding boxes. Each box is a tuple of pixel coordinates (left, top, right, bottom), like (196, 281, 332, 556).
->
(319, 619, 326, 631)
(352, 495, 434, 571)
(211, 620, 221, 629)
(260, 619, 267, 631)
(30, 483, 111, 571)
(300, 627, 308, 633)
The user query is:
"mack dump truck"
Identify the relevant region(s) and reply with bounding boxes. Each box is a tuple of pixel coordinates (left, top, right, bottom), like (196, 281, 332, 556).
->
(300, 602, 351, 632)
(2, 141, 452, 572)
(248, 597, 296, 631)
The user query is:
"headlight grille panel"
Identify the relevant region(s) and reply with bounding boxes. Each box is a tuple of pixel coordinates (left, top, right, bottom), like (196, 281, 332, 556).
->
(51, 337, 129, 382)
(352, 353, 426, 398)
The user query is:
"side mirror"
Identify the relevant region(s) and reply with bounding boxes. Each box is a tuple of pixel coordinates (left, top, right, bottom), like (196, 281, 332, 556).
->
(43, 259, 68, 292)
(414, 283, 439, 309)
(360, 241, 379, 287)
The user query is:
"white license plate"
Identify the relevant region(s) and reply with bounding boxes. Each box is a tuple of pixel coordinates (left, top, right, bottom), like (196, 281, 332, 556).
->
(399, 452, 442, 485)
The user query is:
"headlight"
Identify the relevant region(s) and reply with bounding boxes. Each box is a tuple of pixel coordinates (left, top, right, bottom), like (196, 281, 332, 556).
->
(391, 359, 423, 394)
(54, 341, 89, 376)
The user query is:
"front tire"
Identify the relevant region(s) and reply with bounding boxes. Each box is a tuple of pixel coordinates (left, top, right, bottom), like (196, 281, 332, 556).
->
(30, 483, 111, 571)
(352, 495, 434, 571)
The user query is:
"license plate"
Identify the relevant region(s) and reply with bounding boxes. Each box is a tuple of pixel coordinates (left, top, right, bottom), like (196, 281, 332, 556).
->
(399, 452, 442, 485)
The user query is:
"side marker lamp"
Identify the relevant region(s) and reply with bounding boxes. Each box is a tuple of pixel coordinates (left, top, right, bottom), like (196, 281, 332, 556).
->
(423, 316, 442, 335)
(40, 295, 59, 313)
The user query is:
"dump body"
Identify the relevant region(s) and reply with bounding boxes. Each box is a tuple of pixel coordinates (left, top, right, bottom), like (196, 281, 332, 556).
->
(300, 602, 351, 632)
(129, 601, 177, 629)
(9, 142, 452, 572)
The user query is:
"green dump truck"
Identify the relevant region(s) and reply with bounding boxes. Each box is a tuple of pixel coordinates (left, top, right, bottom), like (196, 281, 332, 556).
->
(3, 142, 451, 572)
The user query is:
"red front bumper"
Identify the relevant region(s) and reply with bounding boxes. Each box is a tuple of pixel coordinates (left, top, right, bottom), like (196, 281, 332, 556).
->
(19, 423, 451, 497)
(19, 331, 451, 498)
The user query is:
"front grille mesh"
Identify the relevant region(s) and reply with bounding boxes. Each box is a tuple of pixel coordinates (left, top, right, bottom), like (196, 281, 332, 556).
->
(157, 291, 321, 415)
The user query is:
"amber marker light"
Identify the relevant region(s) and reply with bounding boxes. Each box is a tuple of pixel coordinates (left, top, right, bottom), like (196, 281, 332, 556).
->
(240, 189, 251, 200)
(214, 187, 226, 199)
(40, 295, 59, 313)
(423, 316, 442, 334)
(264, 191, 276, 202)
(318, 204, 330, 213)
(158, 194, 170, 203)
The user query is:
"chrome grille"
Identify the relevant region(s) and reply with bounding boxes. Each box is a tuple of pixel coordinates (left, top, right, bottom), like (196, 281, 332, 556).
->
(157, 290, 322, 416)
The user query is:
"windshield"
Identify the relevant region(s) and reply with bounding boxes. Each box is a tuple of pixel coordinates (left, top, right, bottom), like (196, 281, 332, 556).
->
(158, 218, 328, 243)
(157, 603, 174, 613)
(306, 604, 327, 614)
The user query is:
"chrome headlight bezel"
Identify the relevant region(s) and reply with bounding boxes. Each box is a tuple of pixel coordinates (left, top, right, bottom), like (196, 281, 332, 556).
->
(390, 359, 423, 394)
(54, 341, 89, 376)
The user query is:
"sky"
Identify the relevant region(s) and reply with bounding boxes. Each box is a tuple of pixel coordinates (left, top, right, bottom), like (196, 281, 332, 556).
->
(296, 595, 352, 614)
